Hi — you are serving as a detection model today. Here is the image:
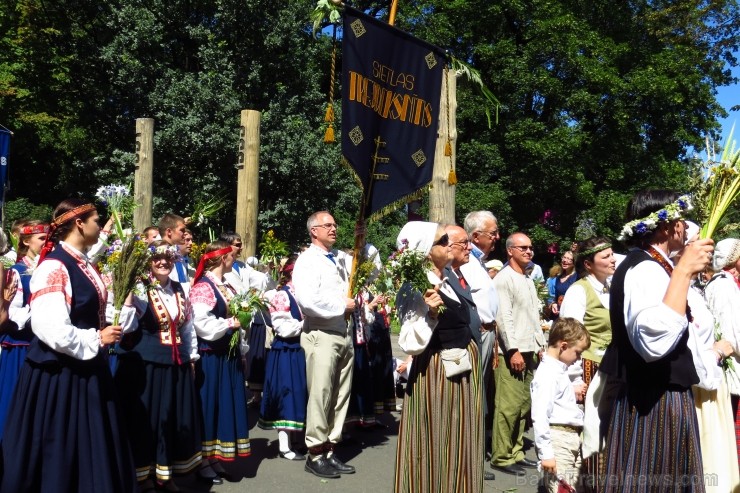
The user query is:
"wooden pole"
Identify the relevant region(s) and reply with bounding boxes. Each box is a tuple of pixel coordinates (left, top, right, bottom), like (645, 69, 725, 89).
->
(388, 0, 399, 26)
(428, 69, 456, 224)
(235, 110, 260, 260)
(133, 118, 154, 232)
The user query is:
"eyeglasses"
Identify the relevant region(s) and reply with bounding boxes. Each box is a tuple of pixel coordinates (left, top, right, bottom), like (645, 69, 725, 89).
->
(510, 245, 534, 252)
(433, 233, 449, 246)
(476, 230, 499, 238)
(450, 239, 470, 248)
(313, 223, 338, 230)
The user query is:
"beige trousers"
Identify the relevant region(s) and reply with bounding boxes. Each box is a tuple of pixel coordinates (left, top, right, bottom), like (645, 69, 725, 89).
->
(544, 427, 582, 493)
(301, 329, 354, 450)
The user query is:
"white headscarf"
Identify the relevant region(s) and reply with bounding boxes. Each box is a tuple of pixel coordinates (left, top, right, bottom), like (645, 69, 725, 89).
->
(396, 221, 439, 256)
(713, 238, 740, 271)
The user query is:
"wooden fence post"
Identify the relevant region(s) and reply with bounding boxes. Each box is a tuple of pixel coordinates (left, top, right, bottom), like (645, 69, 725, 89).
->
(134, 118, 154, 232)
(235, 110, 261, 259)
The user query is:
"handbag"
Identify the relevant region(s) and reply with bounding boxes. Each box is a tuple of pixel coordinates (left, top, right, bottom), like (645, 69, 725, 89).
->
(440, 347, 472, 378)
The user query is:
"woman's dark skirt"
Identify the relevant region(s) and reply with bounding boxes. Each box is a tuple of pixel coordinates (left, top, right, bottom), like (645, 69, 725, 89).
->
(245, 313, 268, 391)
(197, 350, 250, 461)
(258, 336, 307, 431)
(602, 385, 705, 492)
(0, 355, 136, 493)
(114, 357, 202, 482)
(0, 343, 28, 441)
(366, 317, 396, 413)
(347, 343, 376, 426)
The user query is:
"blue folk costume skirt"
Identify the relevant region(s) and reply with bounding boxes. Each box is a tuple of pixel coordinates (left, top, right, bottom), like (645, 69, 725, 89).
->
(366, 314, 396, 413)
(0, 353, 137, 493)
(245, 310, 269, 390)
(0, 343, 29, 441)
(258, 336, 307, 431)
(114, 358, 202, 482)
(197, 350, 251, 460)
(347, 342, 376, 426)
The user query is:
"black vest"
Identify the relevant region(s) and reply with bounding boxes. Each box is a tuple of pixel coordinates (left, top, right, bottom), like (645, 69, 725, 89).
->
(600, 249, 698, 390)
(26, 246, 106, 367)
(117, 281, 191, 364)
(428, 289, 472, 351)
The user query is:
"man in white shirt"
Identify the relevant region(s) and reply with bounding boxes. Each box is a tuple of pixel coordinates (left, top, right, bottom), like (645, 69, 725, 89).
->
(492, 232, 547, 476)
(462, 211, 501, 476)
(292, 211, 357, 479)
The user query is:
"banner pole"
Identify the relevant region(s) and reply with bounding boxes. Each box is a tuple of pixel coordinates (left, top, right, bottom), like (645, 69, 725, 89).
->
(388, 0, 399, 26)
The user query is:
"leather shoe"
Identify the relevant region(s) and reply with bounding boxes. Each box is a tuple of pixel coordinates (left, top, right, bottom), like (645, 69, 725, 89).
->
(196, 473, 223, 485)
(279, 450, 306, 461)
(491, 464, 526, 476)
(326, 454, 355, 474)
(305, 457, 340, 479)
(484, 470, 495, 480)
(517, 458, 538, 468)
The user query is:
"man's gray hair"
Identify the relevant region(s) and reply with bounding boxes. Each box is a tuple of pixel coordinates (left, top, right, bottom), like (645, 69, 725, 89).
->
(306, 210, 331, 235)
(463, 211, 498, 235)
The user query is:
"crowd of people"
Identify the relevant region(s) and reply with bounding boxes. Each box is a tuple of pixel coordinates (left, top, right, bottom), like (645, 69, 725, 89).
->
(0, 189, 739, 493)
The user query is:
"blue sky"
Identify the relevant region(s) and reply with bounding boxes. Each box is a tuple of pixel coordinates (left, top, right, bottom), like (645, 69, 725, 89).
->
(715, 63, 739, 143)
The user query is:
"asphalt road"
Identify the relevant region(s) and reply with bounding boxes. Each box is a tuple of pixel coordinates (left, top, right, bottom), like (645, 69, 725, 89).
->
(169, 334, 542, 493)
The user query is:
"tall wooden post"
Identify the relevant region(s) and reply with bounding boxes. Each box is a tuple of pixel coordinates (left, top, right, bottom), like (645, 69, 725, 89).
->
(428, 70, 456, 224)
(235, 110, 260, 259)
(134, 118, 154, 232)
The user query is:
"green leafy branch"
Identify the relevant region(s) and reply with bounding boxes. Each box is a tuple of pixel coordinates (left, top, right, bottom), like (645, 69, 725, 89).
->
(449, 56, 500, 128)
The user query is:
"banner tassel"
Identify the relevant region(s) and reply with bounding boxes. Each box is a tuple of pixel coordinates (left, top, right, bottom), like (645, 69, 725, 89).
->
(444, 139, 452, 156)
(325, 103, 334, 123)
(448, 168, 457, 185)
(324, 125, 335, 144)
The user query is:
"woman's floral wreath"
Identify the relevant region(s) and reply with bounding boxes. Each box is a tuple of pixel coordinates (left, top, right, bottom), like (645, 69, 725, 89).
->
(148, 244, 181, 261)
(618, 195, 693, 241)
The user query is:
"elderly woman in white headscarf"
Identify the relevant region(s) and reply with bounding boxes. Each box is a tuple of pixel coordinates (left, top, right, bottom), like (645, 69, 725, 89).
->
(703, 237, 740, 468)
(393, 221, 484, 493)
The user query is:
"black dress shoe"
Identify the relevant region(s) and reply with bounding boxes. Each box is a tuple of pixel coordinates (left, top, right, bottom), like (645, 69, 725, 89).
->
(326, 454, 356, 474)
(517, 458, 538, 468)
(196, 472, 223, 485)
(304, 457, 340, 479)
(484, 470, 496, 480)
(279, 450, 306, 461)
(491, 464, 526, 476)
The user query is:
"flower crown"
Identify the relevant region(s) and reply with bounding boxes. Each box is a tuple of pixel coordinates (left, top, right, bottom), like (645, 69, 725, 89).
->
(618, 195, 693, 241)
(149, 244, 181, 261)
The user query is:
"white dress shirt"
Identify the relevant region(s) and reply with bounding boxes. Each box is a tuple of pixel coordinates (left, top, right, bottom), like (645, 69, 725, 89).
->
(704, 274, 740, 395)
(460, 257, 499, 324)
(531, 354, 584, 460)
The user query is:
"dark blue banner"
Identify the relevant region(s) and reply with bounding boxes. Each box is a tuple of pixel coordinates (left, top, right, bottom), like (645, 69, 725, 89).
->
(341, 7, 445, 220)
(0, 129, 9, 207)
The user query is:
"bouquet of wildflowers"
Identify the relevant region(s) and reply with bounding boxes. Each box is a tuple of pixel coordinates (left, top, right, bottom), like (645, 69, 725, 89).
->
(227, 289, 271, 357)
(699, 125, 740, 239)
(95, 184, 135, 240)
(259, 230, 289, 282)
(386, 239, 434, 295)
(714, 323, 737, 377)
(188, 242, 208, 267)
(108, 237, 151, 325)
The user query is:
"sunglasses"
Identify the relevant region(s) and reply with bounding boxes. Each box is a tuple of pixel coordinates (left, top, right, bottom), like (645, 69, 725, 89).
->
(433, 234, 449, 246)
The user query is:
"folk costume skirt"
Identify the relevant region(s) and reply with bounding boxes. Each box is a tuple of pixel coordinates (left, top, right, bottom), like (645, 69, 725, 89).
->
(197, 350, 251, 460)
(366, 316, 397, 413)
(258, 336, 307, 431)
(0, 343, 28, 441)
(0, 355, 137, 493)
(246, 312, 268, 391)
(602, 385, 705, 492)
(114, 357, 202, 482)
(394, 341, 484, 493)
(347, 342, 376, 426)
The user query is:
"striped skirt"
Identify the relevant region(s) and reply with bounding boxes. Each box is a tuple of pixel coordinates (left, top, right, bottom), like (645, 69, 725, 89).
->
(394, 341, 483, 493)
(602, 386, 705, 492)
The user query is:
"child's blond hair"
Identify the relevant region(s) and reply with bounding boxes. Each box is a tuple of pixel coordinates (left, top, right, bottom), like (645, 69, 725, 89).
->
(548, 317, 590, 348)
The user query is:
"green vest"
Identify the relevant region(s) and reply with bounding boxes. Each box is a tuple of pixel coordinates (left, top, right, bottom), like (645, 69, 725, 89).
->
(576, 277, 612, 363)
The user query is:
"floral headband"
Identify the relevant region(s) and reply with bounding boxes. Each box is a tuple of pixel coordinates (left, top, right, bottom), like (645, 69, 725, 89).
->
(19, 224, 50, 235)
(149, 244, 181, 261)
(578, 242, 612, 258)
(618, 195, 692, 241)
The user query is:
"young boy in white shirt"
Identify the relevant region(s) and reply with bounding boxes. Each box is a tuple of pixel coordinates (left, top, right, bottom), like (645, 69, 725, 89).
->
(531, 317, 591, 492)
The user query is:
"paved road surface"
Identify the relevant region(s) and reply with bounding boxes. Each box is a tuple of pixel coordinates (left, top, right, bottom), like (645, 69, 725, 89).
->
(170, 334, 542, 493)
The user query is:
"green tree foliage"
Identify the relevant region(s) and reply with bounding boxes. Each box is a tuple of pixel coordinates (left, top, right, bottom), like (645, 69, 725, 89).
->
(1, 0, 738, 254)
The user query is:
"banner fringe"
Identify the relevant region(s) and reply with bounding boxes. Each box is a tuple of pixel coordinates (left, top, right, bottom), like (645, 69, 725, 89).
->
(324, 125, 335, 144)
(367, 184, 431, 222)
